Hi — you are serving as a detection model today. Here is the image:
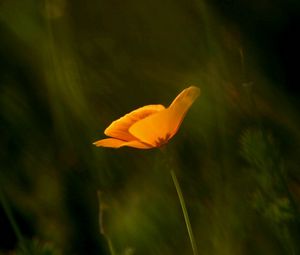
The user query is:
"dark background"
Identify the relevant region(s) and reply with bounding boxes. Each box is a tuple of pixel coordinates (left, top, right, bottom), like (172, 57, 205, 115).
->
(1, 0, 300, 254)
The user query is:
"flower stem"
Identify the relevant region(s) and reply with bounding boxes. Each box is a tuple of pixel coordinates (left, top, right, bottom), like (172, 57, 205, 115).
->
(0, 188, 29, 254)
(170, 169, 199, 255)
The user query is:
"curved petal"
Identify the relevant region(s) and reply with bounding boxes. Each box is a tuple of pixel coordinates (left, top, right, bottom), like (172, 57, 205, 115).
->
(93, 138, 153, 149)
(167, 86, 200, 134)
(104, 104, 165, 141)
(129, 86, 200, 146)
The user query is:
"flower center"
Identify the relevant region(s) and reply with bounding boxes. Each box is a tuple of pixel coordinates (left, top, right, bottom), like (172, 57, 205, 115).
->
(155, 133, 171, 147)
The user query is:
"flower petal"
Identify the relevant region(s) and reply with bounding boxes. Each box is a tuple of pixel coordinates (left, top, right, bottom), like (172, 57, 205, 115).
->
(93, 138, 153, 149)
(129, 86, 200, 146)
(104, 104, 165, 141)
(169, 86, 200, 110)
(167, 86, 200, 133)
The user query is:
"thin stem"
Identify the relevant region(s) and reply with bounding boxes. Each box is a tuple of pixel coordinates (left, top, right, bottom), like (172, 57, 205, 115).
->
(170, 169, 199, 255)
(97, 191, 115, 255)
(107, 238, 116, 255)
(0, 188, 29, 254)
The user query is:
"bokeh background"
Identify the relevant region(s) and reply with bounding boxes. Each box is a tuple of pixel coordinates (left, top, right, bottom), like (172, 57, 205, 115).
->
(1, 0, 300, 254)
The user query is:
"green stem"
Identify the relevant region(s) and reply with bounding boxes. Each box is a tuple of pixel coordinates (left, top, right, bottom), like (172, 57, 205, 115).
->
(107, 238, 116, 255)
(170, 169, 199, 255)
(0, 188, 28, 254)
(97, 191, 115, 255)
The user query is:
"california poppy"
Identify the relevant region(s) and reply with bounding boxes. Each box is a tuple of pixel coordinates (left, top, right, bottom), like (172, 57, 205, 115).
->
(93, 86, 200, 149)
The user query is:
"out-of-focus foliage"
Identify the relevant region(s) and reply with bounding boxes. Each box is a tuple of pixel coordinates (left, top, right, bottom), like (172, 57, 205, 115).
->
(15, 239, 61, 255)
(240, 128, 298, 254)
(0, 0, 300, 255)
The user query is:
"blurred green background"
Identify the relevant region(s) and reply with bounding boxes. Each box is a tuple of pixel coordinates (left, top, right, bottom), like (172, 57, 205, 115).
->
(1, 0, 300, 254)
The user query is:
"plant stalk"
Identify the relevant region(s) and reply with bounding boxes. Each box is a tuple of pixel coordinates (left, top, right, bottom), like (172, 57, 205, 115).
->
(170, 169, 199, 255)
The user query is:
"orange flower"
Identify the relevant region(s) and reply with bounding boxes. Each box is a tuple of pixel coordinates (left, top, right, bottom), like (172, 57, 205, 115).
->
(93, 86, 200, 149)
